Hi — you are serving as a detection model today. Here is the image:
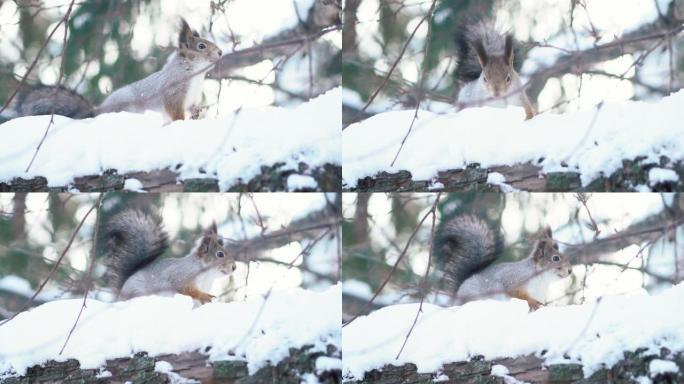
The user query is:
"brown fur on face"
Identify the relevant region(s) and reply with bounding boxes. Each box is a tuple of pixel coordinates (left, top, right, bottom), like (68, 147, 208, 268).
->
(532, 227, 572, 278)
(178, 18, 223, 62)
(197, 222, 236, 275)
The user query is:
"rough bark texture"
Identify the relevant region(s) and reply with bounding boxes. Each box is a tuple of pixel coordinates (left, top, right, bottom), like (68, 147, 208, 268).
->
(346, 157, 684, 192)
(1, 344, 341, 384)
(0, 163, 341, 192)
(346, 349, 683, 384)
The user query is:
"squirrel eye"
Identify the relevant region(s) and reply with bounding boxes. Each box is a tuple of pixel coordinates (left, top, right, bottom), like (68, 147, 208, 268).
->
(506, 75, 511, 83)
(198, 43, 206, 50)
(216, 251, 225, 258)
(552, 255, 560, 262)
(483, 76, 488, 83)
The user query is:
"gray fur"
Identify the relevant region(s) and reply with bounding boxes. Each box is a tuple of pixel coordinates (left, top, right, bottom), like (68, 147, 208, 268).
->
(434, 214, 503, 294)
(101, 209, 168, 290)
(455, 20, 520, 83)
(454, 19, 535, 119)
(120, 254, 207, 298)
(16, 18, 222, 122)
(101, 209, 236, 300)
(17, 86, 94, 118)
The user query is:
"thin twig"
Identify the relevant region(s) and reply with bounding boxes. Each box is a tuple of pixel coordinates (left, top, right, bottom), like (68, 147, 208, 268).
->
(395, 192, 441, 360)
(390, 0, 436, 167)
(59, 193, 104, 354)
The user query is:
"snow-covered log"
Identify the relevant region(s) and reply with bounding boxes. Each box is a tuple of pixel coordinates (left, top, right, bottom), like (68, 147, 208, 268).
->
(0, 285, 342, 383)
(342, 284, 684, 383)
(346, 351, 683, 384)
(0, 88, 341, 192)
(343, 92, 684, 192)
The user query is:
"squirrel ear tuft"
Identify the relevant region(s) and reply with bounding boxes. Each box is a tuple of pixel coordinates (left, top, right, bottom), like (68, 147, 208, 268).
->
(532, 239, 545, 261)
(504, 34, 514, 66)
(200, 235, 210, 252)
(473, 40, 488, 68)
(544, 227, 553, 239)
(211, 221, 218, 234)
(179, 18, 193, 48)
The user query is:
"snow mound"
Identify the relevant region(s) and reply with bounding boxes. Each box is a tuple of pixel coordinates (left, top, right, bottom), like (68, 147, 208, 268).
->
(0, 284, 341, 377)
(342, 283, 684, 380)
(343, 91, 684, 187)
(0, 88, 341, 190)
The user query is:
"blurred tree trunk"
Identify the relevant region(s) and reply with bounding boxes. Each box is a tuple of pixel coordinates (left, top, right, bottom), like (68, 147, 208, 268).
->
(343, 0, 361, 56)
(352, 193, 370, 246)
(11, 193, 26, 242)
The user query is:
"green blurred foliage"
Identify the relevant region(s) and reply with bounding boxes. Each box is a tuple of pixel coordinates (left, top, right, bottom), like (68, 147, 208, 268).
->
(0, 0, 165, 106)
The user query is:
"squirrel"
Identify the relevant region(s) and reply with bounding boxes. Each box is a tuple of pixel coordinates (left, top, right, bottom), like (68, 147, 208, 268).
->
(434, 214, 572, 310)
(100, 209, 236, 304)
(17, 18, 222, 122)
(454, 20, 536, 120)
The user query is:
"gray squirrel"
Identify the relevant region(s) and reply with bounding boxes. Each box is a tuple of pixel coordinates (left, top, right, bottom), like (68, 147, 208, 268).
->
(455, 20, 536, 120)
(100, 209, 236, 303)
(17, 18, 222, 122)
(434, 214, 572, 310)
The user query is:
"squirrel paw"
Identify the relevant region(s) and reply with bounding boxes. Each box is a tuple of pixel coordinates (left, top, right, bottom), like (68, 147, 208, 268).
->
(527, 298, 543, 311)
(196, 292, 215, 304)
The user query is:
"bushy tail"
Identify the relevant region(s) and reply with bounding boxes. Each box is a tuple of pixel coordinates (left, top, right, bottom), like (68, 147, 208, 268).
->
(454, 19, 522, 83)
(433, 214, 503, 293)
(99, 209, 168, 290)
(17, 85, 94, 118)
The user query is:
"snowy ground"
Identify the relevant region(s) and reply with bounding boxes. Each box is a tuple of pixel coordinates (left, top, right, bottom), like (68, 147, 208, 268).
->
(343, 91, 684, 188)
(342, 283, 684, 380)
(0, 88, 340, 191)
(0, 283, 341, 378)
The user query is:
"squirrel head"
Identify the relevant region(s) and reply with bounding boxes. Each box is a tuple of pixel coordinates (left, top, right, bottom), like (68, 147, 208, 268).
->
(531, 227, 572, 279)
(474, 33, 518, 98)
(197, 221, 237, 276)
(178, 18, 223, 63)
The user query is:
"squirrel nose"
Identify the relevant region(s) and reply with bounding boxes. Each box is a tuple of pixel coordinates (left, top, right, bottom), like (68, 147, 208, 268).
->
(218, 49, 223, 56)
(232, 264, 236, 271)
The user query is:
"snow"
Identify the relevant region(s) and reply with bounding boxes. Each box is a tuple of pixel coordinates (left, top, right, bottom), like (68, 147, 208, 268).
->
(286, 174, 318, 191)
(0, 87, 341, 190)
(0, 275, 63, 301)
(95, 369, 112, 378)
(155, 360, 197, 384)
(315, 356, 342, 373)
(486, 172, 519, 192)
(648, 168, 679, 186)
(123, 178, 144, 192)
(342, 279, 373, 299)
(649, 359, 678, 375)
(343, 91, 684, 188)
(0, 284, 341, 378)
(342, 283, 684, 380)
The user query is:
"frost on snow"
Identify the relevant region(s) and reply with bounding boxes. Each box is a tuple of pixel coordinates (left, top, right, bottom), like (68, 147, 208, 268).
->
(648, 168, 679, 186)
(0, 284, 341, 377)
(649, 359, 679, 375)
(343, 91, 684, 188)
(0, 88, 341, 190)
(342, 283, 684, 380)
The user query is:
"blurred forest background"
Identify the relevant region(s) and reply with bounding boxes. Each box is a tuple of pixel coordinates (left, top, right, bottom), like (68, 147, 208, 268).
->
(0, 0, 341, 122)
(342, 193, 684, 319)
(0, 192, 341, 320)
(342, 0, 684, 123)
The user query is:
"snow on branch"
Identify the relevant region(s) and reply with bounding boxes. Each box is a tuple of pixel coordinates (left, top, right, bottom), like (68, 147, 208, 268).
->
(342, 91, 684, 190)
(0, 87, 341, 191)
(0, 284, 341, 380)
(342, 283, 684, 382)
